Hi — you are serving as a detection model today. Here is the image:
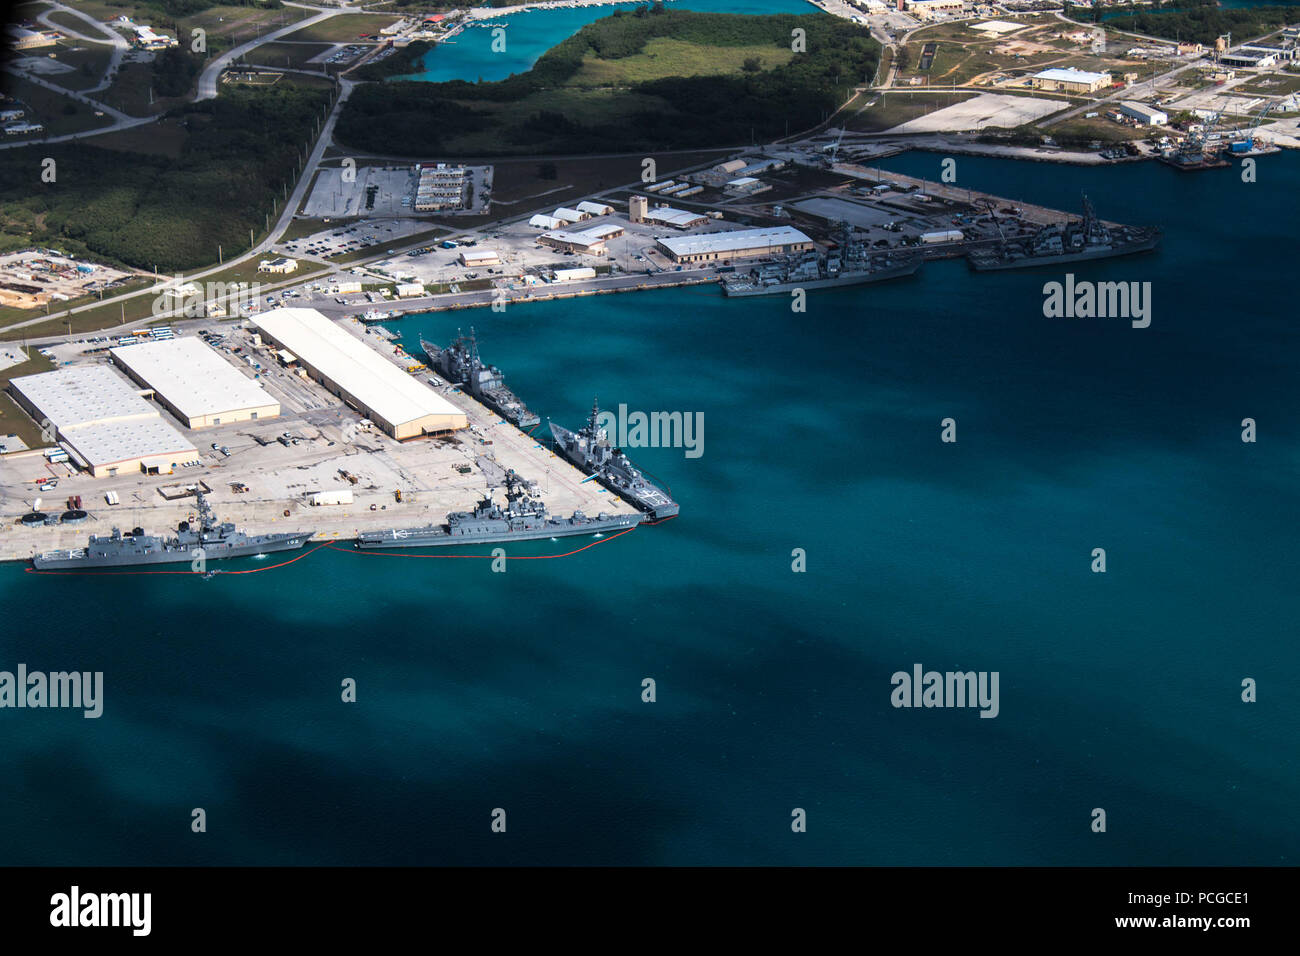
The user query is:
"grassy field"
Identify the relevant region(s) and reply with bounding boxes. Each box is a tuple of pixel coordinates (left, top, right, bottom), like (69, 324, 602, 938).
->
(0, 277, 153, 344)
(280, 14, 401, 44)
(1235, 73, 1300, 95)
(564, 37, 794, 87)
(1050, 116, 1149, 144)
(0, 75, 115, 138)
(843, 91, 977, 132)
(44, 10, 117, 42)
(0, 348, 55, 452)
(238, 40, 333, 70)
(37, 42, 115, 92)
(100, 61, 193, 117)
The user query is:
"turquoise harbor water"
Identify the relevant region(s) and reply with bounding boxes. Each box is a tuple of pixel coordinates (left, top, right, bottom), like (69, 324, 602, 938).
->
(1, 151, 1297, 864)
(398, 0, 817, 82)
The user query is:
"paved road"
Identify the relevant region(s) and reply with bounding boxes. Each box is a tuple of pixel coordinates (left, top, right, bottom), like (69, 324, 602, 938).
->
(37, 1, 130, 94)
(196, 2, 338, 100)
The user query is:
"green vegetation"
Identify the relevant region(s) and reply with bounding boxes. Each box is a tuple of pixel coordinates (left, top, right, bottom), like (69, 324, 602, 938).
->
(564, 37, 795, 86)
(353, 40, 434, 81)
(337, 8, 879, 156)
(0, 349, 55, 450)
(0, 84, 330, 274)
(0, 75, 115, 139)
(280, 14, 402, 43)
(1102, 1, 1300, 45)
(238, 40, 333, 70)
(843, 91, 977, 133)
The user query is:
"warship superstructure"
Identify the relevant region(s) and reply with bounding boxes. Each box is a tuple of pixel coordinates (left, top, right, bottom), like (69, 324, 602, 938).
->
(31, 492, 312, 570)
(967, 194, 1159, 271)
(421, 328, 540, 427)
(356, 470, 641, 549)
(550, 399, 679, 521)
(723, 225, 921, 296)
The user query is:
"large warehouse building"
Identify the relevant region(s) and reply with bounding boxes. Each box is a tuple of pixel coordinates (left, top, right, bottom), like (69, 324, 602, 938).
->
(656, 226, 814, 264)
(110, 337, 281, 429)
(1030, 67, 1111, 93)
(251, 308, 467, 439)
(9, 366, 198, 477)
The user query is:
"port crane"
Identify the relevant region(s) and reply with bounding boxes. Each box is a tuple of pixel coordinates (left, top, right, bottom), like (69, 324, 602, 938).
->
(1229, 101, 1277, 154)
(822, 126, 847, 167)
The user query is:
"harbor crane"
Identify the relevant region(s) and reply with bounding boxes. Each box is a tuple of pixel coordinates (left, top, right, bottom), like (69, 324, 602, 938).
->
(1229, 101, 1277, 154)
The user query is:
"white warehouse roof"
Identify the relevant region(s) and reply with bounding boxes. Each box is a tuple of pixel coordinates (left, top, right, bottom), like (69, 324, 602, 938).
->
(10, 365, 156, 429)
(657, 226, 812, 258)
(576, 201, 613, 216)
(529, 214, 565, 229)
(251, 308, 463, 429)
(110, 337, 278, 422)
(1034, 67, 1110, 84)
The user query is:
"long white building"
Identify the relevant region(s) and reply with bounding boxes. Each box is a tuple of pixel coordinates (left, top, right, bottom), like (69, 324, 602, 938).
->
(8, 366, 198, 477)
(111, 337, 281, 429)
(251, 308, 467, 439)
(656, 226, 814, 264)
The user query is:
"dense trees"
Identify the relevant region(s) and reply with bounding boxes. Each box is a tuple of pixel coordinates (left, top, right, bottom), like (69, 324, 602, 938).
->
(0, 85, 329, 272)
(1106, 1, 1300, 44)
(335, 10, 879, 156)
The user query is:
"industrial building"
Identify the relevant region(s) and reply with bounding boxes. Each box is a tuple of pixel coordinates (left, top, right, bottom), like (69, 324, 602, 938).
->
(458, 249, 501, 267)
(6, 24, 58, 49)
(538, 223, 624, 255)
(713, 159, 747, 175)
(628, 195, 649, 222)
(641, 205, 710, 230)
(1030, 67, 1111, 93)
(552, 206, 589, 224)
(258, 257, 298, 274)
(251, 308, 467, 439)
(415, 163, 469, 212)
(725, 177, 766, 195)
(656, 226, 814, 264)
(8, 366, 198, 477)
(1118, 101, 1168, 126)
(903, 0, 966, 18)
(529, 214, 566, 230)
(110, 337, 280, 429)
(576, 201, 614, 217)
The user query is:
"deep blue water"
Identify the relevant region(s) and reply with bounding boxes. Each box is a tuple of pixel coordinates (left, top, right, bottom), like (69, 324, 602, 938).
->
(398, 0, 817, 82)
(1, 148, 1296, 865)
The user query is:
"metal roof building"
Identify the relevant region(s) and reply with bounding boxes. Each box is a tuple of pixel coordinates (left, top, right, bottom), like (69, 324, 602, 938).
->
(576, 201, 614, 217)
(110, 336, 280, 429)
(251, 308, 467, 439)
(642, 206, 710, 230)
(655, 226, 814, 263)
(8, 366, 198, 477)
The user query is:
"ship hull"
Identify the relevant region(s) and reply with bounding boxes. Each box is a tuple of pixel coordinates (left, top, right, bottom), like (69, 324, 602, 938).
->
(967, 235, 1160, 272)
(32, 533, 312, 570)
(550, 437, 679, 520)
(356, 515, 641, 549)
(722, 260, 920, 297)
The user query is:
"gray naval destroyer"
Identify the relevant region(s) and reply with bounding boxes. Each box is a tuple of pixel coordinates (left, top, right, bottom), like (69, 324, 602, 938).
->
(356, 470, 641, 549)
(550, 399, 679, 521)
(31, 491, 312, 570)
(723, 224, 921, 297)
(967, 194, 1159, 271)
(421, 328, 540, 428)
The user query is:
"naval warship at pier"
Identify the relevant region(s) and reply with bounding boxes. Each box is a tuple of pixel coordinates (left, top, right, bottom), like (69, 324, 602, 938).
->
(722, 225, 921, 297)
(356, 470, 641, 549)
(550, 399, 679, 521)
(422, 328, 540, 428)
(31, 492, 313, 570)
(966, 194, 1159, 271)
